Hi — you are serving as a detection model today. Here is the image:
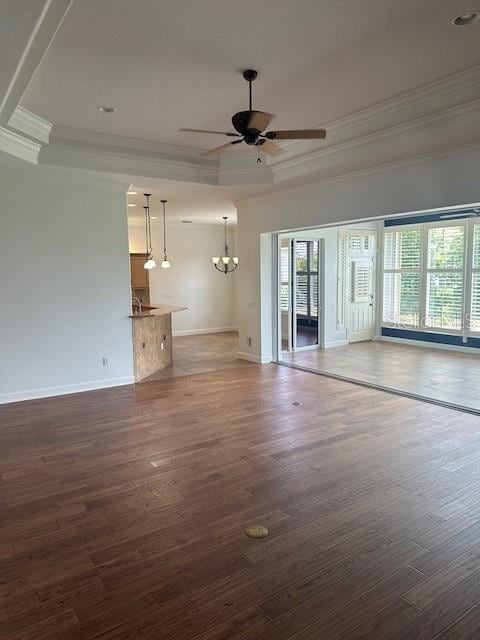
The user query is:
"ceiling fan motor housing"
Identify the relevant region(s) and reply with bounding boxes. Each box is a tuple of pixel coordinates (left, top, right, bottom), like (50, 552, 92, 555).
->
(232, 110, 262, 138)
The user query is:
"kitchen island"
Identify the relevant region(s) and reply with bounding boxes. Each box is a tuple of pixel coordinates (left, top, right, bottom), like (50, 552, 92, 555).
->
(129, 303, 186, 382)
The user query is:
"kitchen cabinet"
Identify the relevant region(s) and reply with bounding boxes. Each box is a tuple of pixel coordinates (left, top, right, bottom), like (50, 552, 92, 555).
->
(130, 253, 149, 290)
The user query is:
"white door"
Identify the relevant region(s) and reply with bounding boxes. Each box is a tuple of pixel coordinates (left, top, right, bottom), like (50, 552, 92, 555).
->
(349, 257, 375, 342)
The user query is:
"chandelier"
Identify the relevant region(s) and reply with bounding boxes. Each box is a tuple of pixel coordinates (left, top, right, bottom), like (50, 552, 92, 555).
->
(143, 193, 156, 269)
(212, 216, 238, 274)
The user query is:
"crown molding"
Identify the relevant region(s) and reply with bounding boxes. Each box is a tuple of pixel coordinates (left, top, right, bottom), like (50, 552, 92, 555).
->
(0, 0, 73, 124)
(1, 65, 479, 192)
(8, 106, 52, 143)
(276, 65, 480, 159)
(50, 125, 210, 161)
(237, 142, 480, 206)
(40, 138, 219, 185)
(0, 126, 41, 163)
(271, 97, 480, 183)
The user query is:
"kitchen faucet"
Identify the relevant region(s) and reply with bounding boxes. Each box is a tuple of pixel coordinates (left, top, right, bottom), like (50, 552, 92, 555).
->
(131, 296, 142, 314)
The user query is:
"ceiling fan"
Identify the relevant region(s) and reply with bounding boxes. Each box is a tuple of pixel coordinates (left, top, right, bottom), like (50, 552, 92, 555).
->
(179, 69, 326, 157)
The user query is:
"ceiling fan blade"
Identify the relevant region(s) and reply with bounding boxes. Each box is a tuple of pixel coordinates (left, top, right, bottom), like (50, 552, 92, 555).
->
(203, 140, 242, 157)
(247, 111, 275, 132)
(179, 128, 240, 137)
(266, 129, 327, 140)
(258, 140, 284, 157)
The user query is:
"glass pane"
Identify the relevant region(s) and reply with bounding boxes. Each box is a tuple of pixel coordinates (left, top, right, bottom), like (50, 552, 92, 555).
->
(474, 224, 480, 270)
(295, 241, 308, 272)
(428, 226, 464, 269)
(383, 229, 420, 270)
(296, 274, 308, 316)
(279, 245, 289, 311)
(383, 232, 394, 269)
(471, 273, 480, 332)
(310, 274, 318, 316)
(383, 272, 420, 326)
(399, 229, 421, 269)
(310, 242, 319, 272)
(426, 273, 464, 330)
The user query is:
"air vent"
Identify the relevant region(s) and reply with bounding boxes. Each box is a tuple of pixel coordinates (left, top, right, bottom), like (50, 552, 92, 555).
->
(182, 220, 193, 224)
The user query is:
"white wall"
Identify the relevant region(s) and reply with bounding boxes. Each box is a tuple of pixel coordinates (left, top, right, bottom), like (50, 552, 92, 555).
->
(128, 222, 236, 335)
(0, 165, 134, 403)
(236, 148, 480, 362)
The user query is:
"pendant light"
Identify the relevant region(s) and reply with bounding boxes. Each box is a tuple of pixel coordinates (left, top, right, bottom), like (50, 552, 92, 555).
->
(212, 216, 238, 274)
(143, 193, 156, 269)
(160, 200, 171, 268)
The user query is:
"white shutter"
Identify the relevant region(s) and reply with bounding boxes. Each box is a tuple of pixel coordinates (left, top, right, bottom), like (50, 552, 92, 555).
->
(471, 224, 480, 332)
(352, 261, 370, 303)
(382, 228, 421, 326)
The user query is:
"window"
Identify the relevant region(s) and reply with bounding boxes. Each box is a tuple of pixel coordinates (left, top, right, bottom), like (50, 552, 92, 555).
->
(382, 228, 421, 326)
(382, 218, 479, 336)
(425, 225, 464, 331)
(472, 223, 480, 331)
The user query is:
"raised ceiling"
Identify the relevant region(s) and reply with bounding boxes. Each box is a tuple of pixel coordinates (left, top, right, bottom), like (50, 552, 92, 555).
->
(21, 0, 480, 149)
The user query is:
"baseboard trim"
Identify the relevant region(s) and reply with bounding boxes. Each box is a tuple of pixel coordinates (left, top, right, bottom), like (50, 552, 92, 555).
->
(376, 336, 480, 354)
(236, 352, 272, 364)
(0, 376, 135, 405)
(173, 326, 238, 337)
(324, 339, 349, 349)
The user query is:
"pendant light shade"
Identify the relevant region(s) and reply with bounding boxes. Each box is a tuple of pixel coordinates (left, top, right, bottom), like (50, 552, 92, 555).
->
(212, 217, 238, 274)
(160, 200, 171, 269)
(143, 193, 156, 269)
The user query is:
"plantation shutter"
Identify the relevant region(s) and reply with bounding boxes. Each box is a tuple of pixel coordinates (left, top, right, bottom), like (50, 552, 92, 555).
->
(471, 223, 480, 332)
(382, 228, 421, 326)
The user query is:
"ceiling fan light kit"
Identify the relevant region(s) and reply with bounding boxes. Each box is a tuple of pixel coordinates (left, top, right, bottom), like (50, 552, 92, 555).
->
(180, 69, 327, 158)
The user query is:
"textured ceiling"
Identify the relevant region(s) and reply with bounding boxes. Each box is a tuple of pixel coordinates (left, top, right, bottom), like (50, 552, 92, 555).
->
(21, 0, 480, 149)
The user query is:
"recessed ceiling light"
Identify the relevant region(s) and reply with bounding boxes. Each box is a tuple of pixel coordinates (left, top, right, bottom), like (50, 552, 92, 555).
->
(97, 105, 117, 113)
(151, 216, 158, 220)
(127, 203, 136, 207)
(127, 191, 137, 195)
(452, 11, 479, 26)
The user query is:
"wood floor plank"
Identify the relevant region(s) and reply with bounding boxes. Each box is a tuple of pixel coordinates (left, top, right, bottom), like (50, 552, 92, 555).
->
(1, 364, 480, 639)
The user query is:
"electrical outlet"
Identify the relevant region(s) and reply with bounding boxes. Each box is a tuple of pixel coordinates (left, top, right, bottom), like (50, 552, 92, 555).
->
(102, 358, 109, 367)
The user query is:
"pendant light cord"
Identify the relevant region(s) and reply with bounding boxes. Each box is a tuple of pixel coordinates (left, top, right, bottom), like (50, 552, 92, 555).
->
(162, 200, 168, 260)
(144, 193, 153, 257)
(223, 216, 229, 256)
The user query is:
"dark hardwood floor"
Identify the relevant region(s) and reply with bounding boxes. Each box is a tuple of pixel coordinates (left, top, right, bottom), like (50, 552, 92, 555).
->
(1, 364, 480, 639)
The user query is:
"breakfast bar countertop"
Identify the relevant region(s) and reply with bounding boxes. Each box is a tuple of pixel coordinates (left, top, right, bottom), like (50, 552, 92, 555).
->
(129, 303, 187, 318)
